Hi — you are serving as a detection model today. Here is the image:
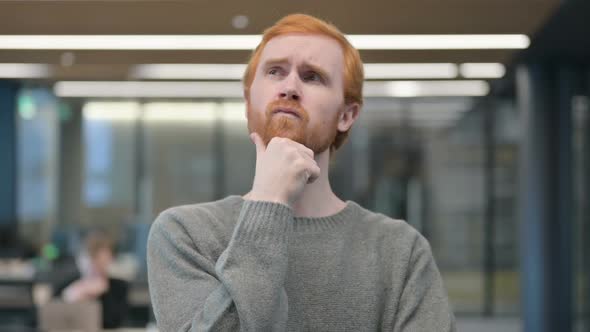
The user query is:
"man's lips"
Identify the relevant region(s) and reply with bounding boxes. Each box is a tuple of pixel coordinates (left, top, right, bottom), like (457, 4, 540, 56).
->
(272, 108, 300, 118)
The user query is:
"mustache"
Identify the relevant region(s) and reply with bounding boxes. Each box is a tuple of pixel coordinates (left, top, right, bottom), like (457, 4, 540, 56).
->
(265, 100, 309, 121)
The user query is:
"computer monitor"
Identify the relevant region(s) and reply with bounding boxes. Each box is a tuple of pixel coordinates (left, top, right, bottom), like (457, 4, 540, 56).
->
(38, 300, 101, 332)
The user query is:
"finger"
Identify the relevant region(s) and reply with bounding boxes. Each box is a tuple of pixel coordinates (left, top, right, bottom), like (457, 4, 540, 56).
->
(298, 149, 317, 165)
(250, 132, 266, 156)
(295, 142, 315, 160)
(305, 161, 321, 184)
(281, 137, 314, 160)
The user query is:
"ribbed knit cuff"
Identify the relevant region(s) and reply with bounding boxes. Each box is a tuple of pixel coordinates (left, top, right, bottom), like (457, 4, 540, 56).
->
(232, 200, 293, 244)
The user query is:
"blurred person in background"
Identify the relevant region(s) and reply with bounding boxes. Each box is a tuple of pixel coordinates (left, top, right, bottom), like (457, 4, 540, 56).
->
(148, 13, 455, 331)
(53, 229, 129, 329)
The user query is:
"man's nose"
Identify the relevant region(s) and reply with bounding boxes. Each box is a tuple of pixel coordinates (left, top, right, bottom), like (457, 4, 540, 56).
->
(279, 73, 301, 101)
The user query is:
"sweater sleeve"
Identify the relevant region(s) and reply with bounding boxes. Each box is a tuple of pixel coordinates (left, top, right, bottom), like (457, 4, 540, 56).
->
(147, 200, 292, 332)
(393, 233, 456, 332)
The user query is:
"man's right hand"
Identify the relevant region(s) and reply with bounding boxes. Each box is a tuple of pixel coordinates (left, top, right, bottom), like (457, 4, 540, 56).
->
(246, 133, 320, 207)
(63, 277, 108, 302)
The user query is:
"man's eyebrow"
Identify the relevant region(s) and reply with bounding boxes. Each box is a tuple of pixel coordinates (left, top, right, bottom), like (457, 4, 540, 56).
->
(262, 57, 289, 68)
(301, 62, 331, 82)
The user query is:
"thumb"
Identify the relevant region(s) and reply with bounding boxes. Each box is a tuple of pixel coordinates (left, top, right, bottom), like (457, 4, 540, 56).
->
(250, 132, 266, 155)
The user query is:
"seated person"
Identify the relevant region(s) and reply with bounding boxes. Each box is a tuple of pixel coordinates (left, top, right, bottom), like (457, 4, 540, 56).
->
(53, 229, 129, 329)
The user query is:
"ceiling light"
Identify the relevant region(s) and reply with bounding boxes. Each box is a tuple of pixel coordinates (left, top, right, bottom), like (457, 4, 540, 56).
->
(364, 63, 457, 79)
(0, 34, 529, 50)
(130, 64, 247, 80)
(131, 63, 460, 80)
(130, 63, 502, 80)
(0, 35, 261, 50)
(364, 80, 489, 97)
(54, 81, 244, 98)
(348, 35, 530, 50)
(56, 80, 488, 98)
(143, 102, 217, 122)
(231, 15, 249, 30)
(0, 63, 52, 78)
(60, 52, 76, 67)
(459, 63, 506, 78)
(83, 101, 141, 121)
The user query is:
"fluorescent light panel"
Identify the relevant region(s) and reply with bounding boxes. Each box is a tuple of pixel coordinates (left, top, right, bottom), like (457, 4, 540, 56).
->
(82, 101, 462, 124)
(131, 64, 247, 80)
(364, 63, 458, 79)
(56, 80, 489, 98)
(460, 63, 506, 78)
(0, 63, 52, 78)
(131, 63, 504, 80)
(82, 101, 246, 123)
(83, 101, 140, 121)
(0, 62, 504, 80)
(364, 80, 489, 97)
(132, 63, 462, 80)
(348, 35, 529, 50)
(0, 34, 529, 50)
(144, 102, 217, 122)
(364, 99, 474, 114)
(0, 35, 262, 50)
(54, 81, 244, 98)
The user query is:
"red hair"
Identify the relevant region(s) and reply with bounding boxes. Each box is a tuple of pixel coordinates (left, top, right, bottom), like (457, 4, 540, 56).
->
(243, 13, 364, 151)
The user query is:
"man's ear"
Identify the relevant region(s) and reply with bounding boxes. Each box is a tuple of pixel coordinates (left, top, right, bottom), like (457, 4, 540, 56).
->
(337, 103, 360, 132)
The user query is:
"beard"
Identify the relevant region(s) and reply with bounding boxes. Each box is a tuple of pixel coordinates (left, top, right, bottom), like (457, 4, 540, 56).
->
(247, 99, 341, 154)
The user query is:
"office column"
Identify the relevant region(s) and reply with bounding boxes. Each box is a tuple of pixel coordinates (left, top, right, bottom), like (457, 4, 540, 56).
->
(517, 63, 577, 332)
(584, 69, 590, 332)
(58, 101, 83, 227)
(482, 99, 496, 317)
(0, 81, 19, 234)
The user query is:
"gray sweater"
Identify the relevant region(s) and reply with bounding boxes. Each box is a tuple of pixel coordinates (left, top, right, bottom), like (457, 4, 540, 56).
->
(147, 195, 455, 331)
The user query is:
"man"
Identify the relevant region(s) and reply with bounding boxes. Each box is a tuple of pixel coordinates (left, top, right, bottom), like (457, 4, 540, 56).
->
(54, 230, 129, 329)
(147, 13, 455, 331)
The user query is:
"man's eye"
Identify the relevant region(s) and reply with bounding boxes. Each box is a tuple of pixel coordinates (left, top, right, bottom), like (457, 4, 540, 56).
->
(303, 72, 322, 82)
(268, 68, 281, 76)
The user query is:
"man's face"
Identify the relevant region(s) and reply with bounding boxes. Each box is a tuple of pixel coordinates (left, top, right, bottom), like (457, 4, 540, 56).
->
(91, 248, 113, 276)
(246, 34, 347, 154)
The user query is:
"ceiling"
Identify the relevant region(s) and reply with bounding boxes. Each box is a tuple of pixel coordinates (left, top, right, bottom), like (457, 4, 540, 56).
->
(0, 0, 562, 81)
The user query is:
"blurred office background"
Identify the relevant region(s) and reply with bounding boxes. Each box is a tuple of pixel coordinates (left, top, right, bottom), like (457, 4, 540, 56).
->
(0, 0, 589, 331)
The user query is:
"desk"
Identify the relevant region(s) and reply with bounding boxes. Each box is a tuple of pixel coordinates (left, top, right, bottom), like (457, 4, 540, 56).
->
(104, 326, 158, 332)
(0, 278, 35, 327)
(0, 279, 34, 308)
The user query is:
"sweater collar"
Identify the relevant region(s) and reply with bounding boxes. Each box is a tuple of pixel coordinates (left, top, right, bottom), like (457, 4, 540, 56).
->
(227, 195, 358, 233)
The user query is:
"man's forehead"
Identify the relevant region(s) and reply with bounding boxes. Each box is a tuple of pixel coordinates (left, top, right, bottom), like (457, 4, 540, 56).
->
(259, 34, 344, 71)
